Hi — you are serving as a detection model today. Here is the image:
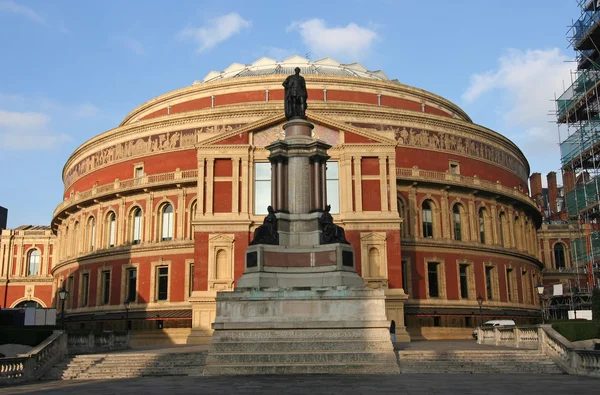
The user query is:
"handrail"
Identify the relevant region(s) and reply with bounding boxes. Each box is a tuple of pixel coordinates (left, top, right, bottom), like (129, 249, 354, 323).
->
(0, 330, 67, 385)
(477, 324, 600, 378)
(396, 166, 538, 210)
(54, 168, 198, 219)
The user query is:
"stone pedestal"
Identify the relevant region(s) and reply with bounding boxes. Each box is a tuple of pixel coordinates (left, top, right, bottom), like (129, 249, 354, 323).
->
(203, 287, 399, 375)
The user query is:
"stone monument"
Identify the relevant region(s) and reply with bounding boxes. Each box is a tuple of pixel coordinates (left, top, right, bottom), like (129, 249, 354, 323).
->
(203, 68, 400, 375)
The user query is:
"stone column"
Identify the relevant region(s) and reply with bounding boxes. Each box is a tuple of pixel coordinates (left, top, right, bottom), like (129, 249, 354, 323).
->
(440, 189, 450, 239)
(388, 156, 397, 213)
(178, 188, 186, 239)
(197, 157, 205, 216)
(118, 198, 126, 245)
(468, 196, 477, 241)
(320, 160, 327, 209)
(43, 238, 50, 276)
(206, 158, 214, 214)
(341, 154, 352, 213)
(408, 187, 418, 237)
(490, 202, 499, 245)
(145, 195, 152, 243)
(353, 156, 363, 212)
(240, 158, 249, 215)
(271, 162, 277, 210)
(379, 156, 388, 212)
(277, 160, 285, 210)
(232, 157, 240, 214)
(508, 207, 516, 249)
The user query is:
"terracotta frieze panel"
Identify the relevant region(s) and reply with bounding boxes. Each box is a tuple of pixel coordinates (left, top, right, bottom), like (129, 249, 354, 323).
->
(253, 122, 340, 147)
(350, 123, 528, 181)
(64, 124, 245, 188)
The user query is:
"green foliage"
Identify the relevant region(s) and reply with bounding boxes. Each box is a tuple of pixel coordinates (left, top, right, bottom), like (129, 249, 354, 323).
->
(593, 288, 600, 321)
(0, 328, 53, 346)
(552, 321, 600, 342)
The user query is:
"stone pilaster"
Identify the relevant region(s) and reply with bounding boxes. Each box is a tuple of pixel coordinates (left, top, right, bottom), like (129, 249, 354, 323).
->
(353, 156, 362, 212)
(240, 157, 249, 215)
(388, 156, 397, 213)
(144, 195, 152, 243)
(490, 202, 499, 245)
(232, 157, 240, 214)
(467, 195, 477, 241)
(408, 186, 418, 237)
(197, 157, 206, 217)
(206, 158, 214, 215)
(379, 156, 388, 212)
(440, 189, 449, 239)
(178, 188, 186, 239)
(118, 198, 126, 245)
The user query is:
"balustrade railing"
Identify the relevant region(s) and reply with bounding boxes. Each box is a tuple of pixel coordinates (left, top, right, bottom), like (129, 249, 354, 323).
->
(0, 330, 67, 385)
(67, 331, 130, 355)
(396, 167, 537, 209)
(477, 324, 600, 378)
(56, 168, 198, 217)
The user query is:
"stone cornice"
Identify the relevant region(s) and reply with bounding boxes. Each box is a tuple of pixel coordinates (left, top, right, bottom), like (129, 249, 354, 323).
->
(401, 239, 544, 270)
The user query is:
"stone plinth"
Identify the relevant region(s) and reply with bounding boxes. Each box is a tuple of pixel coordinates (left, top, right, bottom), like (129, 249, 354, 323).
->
(203, 287, 399, 375)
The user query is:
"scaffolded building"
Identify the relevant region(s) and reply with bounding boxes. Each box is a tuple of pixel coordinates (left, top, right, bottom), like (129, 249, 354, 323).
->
(557, 0, 600, 293)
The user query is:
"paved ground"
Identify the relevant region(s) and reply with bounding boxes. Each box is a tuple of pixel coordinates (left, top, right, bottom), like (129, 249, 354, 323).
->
(1, 374, 596, 395)
(395, 339, 514, 351)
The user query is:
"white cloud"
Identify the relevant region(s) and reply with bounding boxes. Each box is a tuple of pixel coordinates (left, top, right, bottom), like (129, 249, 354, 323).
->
(73, 103, 100, 118)
(462, 48, 573, 176)
(118, 36, 144, 55)
(287, 19, 377, 60)
(0, 109, 70, 150)
(178, 13, 251, 53)
(0, 0, 45, 25)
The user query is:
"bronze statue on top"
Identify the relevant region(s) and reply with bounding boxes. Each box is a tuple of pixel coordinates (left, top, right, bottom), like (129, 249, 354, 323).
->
(282, 67, 308, 120)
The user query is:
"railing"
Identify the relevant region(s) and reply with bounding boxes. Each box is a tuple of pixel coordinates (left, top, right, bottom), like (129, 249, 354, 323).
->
(0, 330, 67, 385)
(559, 119, 600, 166)
(396, 166, 538, 210)
(55, 168, 198, 218)
(477, 325, 600, 378)
(67, 331, 130, 355)
(557, 70, 600, 119)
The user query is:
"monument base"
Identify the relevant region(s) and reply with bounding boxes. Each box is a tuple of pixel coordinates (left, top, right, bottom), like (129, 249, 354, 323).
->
(203, 287, 399, 375)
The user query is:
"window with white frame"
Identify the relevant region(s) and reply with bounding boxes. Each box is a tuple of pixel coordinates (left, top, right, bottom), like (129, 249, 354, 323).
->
(132, 208, 142, 244)
(28, 249, 40, 276)
(107, 212, 116, 247)
(326, 162, 340, 214)
(422, 201, 433, 238)
(161, 204, 174, 241)
(254, 162, 271, 215)
(89, 217, 96, 251)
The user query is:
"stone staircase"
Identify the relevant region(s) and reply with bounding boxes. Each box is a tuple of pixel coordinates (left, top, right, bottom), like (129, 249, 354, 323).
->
(397, 349, 564, 374)
(42, 351, 207, 380)
(203, 329, 399, 375)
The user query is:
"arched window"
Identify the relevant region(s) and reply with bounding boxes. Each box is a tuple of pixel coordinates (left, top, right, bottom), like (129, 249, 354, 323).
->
(132, 208, 142, 244)
(28, 249, 40, 276)
(368, 247, 381, 277)
(189, 201, 197, 240)
(499, 212, 506, 247)
(422, 201, 433, 238)
(107, 212, 116, 247)
(452, 204, 462, 241)
(14, 300, 42, 309)
(161, 204, 174, 241)
(479, 208, 486, 244)
(88, 217, 96, 251)
(554, 243, 566, 269)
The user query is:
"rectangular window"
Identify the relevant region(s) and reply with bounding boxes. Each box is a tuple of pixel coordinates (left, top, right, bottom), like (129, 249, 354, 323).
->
(189, 262, 194, 297)
(479, 215, 486, 244)
(109, 219, 116, 247)
(90, 221, 95, 250)
(127, 268, 137, 303)
(449, 161, 460, 174)
(157, 267, 169, 301)
(428, 262, 439, 298)
(422, 209, 433, 238)
(133, 214, 142, 244)
(326, 161, 340, 214)
(134, 167, 144, 184)
(506, 268, 513, 302)
(459, 264, 469, 299)
(254, 163, 271, 215)
(485, 266, 493, 300)
(453, 211, 462, 241)
(102, 270, 111, 305)
(81, 273, 89, 307)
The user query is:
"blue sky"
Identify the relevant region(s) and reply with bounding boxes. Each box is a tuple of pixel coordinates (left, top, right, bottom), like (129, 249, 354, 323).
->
(0, 0, 581, 228)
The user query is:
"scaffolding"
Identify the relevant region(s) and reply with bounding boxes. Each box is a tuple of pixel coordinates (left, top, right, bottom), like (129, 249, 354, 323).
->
(556, 1, 600, 295)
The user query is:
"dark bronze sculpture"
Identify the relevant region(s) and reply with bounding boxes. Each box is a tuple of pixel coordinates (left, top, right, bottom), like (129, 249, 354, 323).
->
(319, 205, 350, 244)
(282, 67, 308, 120)
(250, 206, 279, 245)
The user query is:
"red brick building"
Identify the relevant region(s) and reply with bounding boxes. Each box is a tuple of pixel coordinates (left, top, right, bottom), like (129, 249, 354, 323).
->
(1, 57, 546, 342)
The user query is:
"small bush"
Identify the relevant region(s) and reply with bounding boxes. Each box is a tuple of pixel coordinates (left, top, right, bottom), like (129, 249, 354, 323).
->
(552, 321, 600, 342)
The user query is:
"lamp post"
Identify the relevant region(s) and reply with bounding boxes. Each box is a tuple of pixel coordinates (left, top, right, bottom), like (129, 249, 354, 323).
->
(536, 281, 545, 324)
(124, 298, 130, 332)
(58, 286, 69, 330)
(476, 294, 484, 327)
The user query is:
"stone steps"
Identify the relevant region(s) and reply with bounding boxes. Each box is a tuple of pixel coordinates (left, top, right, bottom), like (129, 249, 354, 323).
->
(211, 340, 391, 353)
(206, 351, 397, 364)
(203, 362, 399, 375)
(41, 351, 207, 380)
(397, 350, 564, 375)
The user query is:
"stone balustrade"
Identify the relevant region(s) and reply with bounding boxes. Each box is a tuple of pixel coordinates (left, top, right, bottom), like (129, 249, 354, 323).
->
(478, 324, 600, 378)
(396, 166, 538, 210)
(54, 168, 198, 219)
(67, 331, 130, 355)
(0, 330, 67, 385)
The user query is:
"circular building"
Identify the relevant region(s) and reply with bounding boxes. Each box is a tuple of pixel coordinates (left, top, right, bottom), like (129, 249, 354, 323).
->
(51, 56, 543, 343)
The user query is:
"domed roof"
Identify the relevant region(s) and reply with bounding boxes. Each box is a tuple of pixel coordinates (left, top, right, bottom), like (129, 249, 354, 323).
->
(194, 56, 392, 84)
